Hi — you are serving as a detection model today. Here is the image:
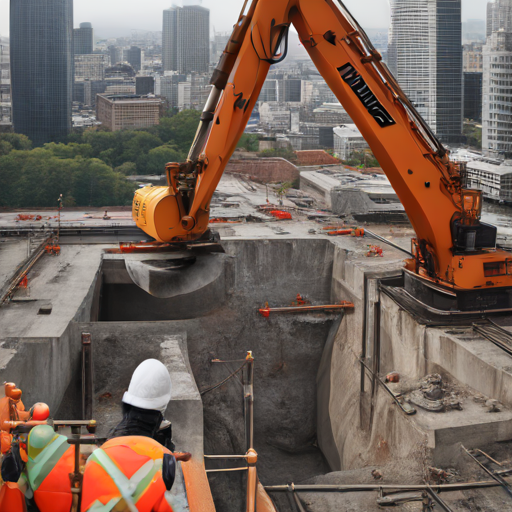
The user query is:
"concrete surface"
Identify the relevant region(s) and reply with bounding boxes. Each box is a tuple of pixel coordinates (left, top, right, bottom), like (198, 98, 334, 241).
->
(0, 244, 105, 338)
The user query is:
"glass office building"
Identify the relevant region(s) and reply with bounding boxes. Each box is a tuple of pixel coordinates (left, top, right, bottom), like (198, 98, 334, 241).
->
(10, 0, 73, 146)
(162, 3, 209, 74)
(74, 22, 94, 55)
(388, 0, 464, 143)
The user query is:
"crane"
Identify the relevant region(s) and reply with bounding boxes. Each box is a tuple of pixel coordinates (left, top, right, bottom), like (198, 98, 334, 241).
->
(133, 0, 512, 312)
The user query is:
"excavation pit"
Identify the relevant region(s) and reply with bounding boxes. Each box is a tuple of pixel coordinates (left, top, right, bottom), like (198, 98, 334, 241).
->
(3, 235, 512, 510)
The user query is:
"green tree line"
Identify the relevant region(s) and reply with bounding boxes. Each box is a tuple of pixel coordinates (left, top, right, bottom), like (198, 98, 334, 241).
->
(0, 110, 261, 208)
(0, 135, 136, 207)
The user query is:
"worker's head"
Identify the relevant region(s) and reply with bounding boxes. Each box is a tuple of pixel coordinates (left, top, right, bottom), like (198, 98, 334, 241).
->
(122, 359, 172, 414)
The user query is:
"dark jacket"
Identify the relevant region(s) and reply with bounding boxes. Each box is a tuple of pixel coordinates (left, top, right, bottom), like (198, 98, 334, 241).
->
(109, 403, 175, 451)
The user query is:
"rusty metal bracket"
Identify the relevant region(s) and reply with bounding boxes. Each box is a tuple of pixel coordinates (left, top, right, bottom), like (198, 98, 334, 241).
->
(259, 301, 354, 318)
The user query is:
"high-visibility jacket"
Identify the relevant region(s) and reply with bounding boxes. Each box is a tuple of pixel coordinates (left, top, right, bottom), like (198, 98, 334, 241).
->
(81, 436, 174, 512)
(26, 424, 75, 512)
(0, 424, 75, 512)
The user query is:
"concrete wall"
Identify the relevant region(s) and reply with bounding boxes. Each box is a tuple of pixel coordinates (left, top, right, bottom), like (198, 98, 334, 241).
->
(295, 151, 340, 166)
(225, 158, 299, 183)
(317, 245, 426, 473)
(0, 265, 100, 411)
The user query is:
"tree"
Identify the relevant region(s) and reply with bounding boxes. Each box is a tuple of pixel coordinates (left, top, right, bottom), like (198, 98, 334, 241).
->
(0, 133, 32, 151)
(463, 123, 482, 150)
(152, 109, 201, 151)
(120, 132, 163, 168)
(0, 150, 136, 207)
(237, 134, 260, 152)
(0, 140, 13, 156)
(143, 145, 184, 175)
(115, 162, 137, 175)
(43, 142, 93, 159)
(82, 130, 118, 157)
(343, 151, 380, 168)
(275, 182, 293, 205)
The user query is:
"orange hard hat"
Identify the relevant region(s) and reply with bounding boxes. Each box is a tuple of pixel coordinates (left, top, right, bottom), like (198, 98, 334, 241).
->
(31, 403, 50, 421)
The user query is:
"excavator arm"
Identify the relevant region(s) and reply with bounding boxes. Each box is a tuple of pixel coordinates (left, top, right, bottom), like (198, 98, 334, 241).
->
(133, 0, 512, 303)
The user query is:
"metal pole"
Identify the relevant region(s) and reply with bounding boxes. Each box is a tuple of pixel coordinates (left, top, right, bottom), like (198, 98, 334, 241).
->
(57, 194, 62, 243)
(243, 351, 257, 512)
(245, 352, 254, 451)
(264, 481, 501, 493)
(81, 333, 93, 420)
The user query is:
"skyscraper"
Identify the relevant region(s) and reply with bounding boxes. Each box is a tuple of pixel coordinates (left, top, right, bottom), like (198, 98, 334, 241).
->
(482, 2, 512, 158)
(108, 46, 122, 67)
(464, 72, 483, 122)
(10, 0, 73, 145)
(0, 37, 11, 128)
(487, 0, 512, 37)
(388, 0, 464, 143)
(74, 22, 94, 55)
(136, 76, 155, 95)
(125, 46, 142, 72)
(162, 2, 210, 74)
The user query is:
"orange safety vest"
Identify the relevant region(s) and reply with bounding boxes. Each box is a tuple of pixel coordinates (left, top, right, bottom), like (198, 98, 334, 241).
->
(26, 424, 75, 512)
(81, 436, 175, 512)
(0, 424, 75, 512)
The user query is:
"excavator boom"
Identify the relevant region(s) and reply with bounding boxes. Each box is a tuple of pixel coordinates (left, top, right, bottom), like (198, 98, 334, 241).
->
(133, 0, 512, 309)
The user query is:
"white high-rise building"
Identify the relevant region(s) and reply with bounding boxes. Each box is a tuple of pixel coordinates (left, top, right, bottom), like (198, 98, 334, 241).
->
(482, 31, 512, 158)
(388, 0, 463, 143)
(487, 0, 512, 37)
(482, 0, 512, 158)
(0, 36, 11, 126)
(162, 3, 210, 74)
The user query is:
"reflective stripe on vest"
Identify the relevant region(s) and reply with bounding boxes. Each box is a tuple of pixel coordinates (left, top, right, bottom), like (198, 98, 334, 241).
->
(27, 435, 69, 491)
(86, 447, 163, 512)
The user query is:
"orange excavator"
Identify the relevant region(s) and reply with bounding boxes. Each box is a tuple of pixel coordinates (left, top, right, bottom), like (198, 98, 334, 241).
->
(134, 0, 512, 313)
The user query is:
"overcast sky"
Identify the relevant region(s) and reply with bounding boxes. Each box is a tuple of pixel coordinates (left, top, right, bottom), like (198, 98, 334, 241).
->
(0, 0, 487, 39)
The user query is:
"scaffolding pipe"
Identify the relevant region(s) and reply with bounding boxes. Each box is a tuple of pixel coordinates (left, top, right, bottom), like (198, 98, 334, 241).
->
(264, 481, 501, 493)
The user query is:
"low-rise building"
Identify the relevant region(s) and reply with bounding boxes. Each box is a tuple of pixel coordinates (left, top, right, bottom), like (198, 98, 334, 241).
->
(465, 160, 512, 202)
(96, 94, 164, 131)
(333, 124, 369, 160)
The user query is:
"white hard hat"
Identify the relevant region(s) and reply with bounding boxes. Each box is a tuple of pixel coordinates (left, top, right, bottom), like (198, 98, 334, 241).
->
(122, 359, 172, 414)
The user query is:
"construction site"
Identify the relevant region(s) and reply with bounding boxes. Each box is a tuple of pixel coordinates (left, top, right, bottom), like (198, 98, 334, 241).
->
(0, 165, 512, 511)
(0, 0, 508, 510)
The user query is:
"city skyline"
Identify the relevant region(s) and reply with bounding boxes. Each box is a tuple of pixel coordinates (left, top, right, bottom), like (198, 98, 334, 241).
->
(0, 0, 487, 38)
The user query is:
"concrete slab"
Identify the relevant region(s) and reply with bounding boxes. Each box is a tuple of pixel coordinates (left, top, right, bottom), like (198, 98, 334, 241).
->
(0, 244, 108, 338)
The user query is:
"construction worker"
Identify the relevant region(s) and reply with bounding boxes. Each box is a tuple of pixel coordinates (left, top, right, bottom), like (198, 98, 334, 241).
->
(0, 361, 182, 512)
(0, 424, 75, 512)
(109, 359, 175, 451)
(81, 435, 176, 512)
(81, 360, 181, 512)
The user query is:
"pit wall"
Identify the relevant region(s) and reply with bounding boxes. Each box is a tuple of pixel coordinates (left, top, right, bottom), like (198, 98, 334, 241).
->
(317, 245, 422, 472)
(319, 243, 512, 474)
(0, 266, 100, 411)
